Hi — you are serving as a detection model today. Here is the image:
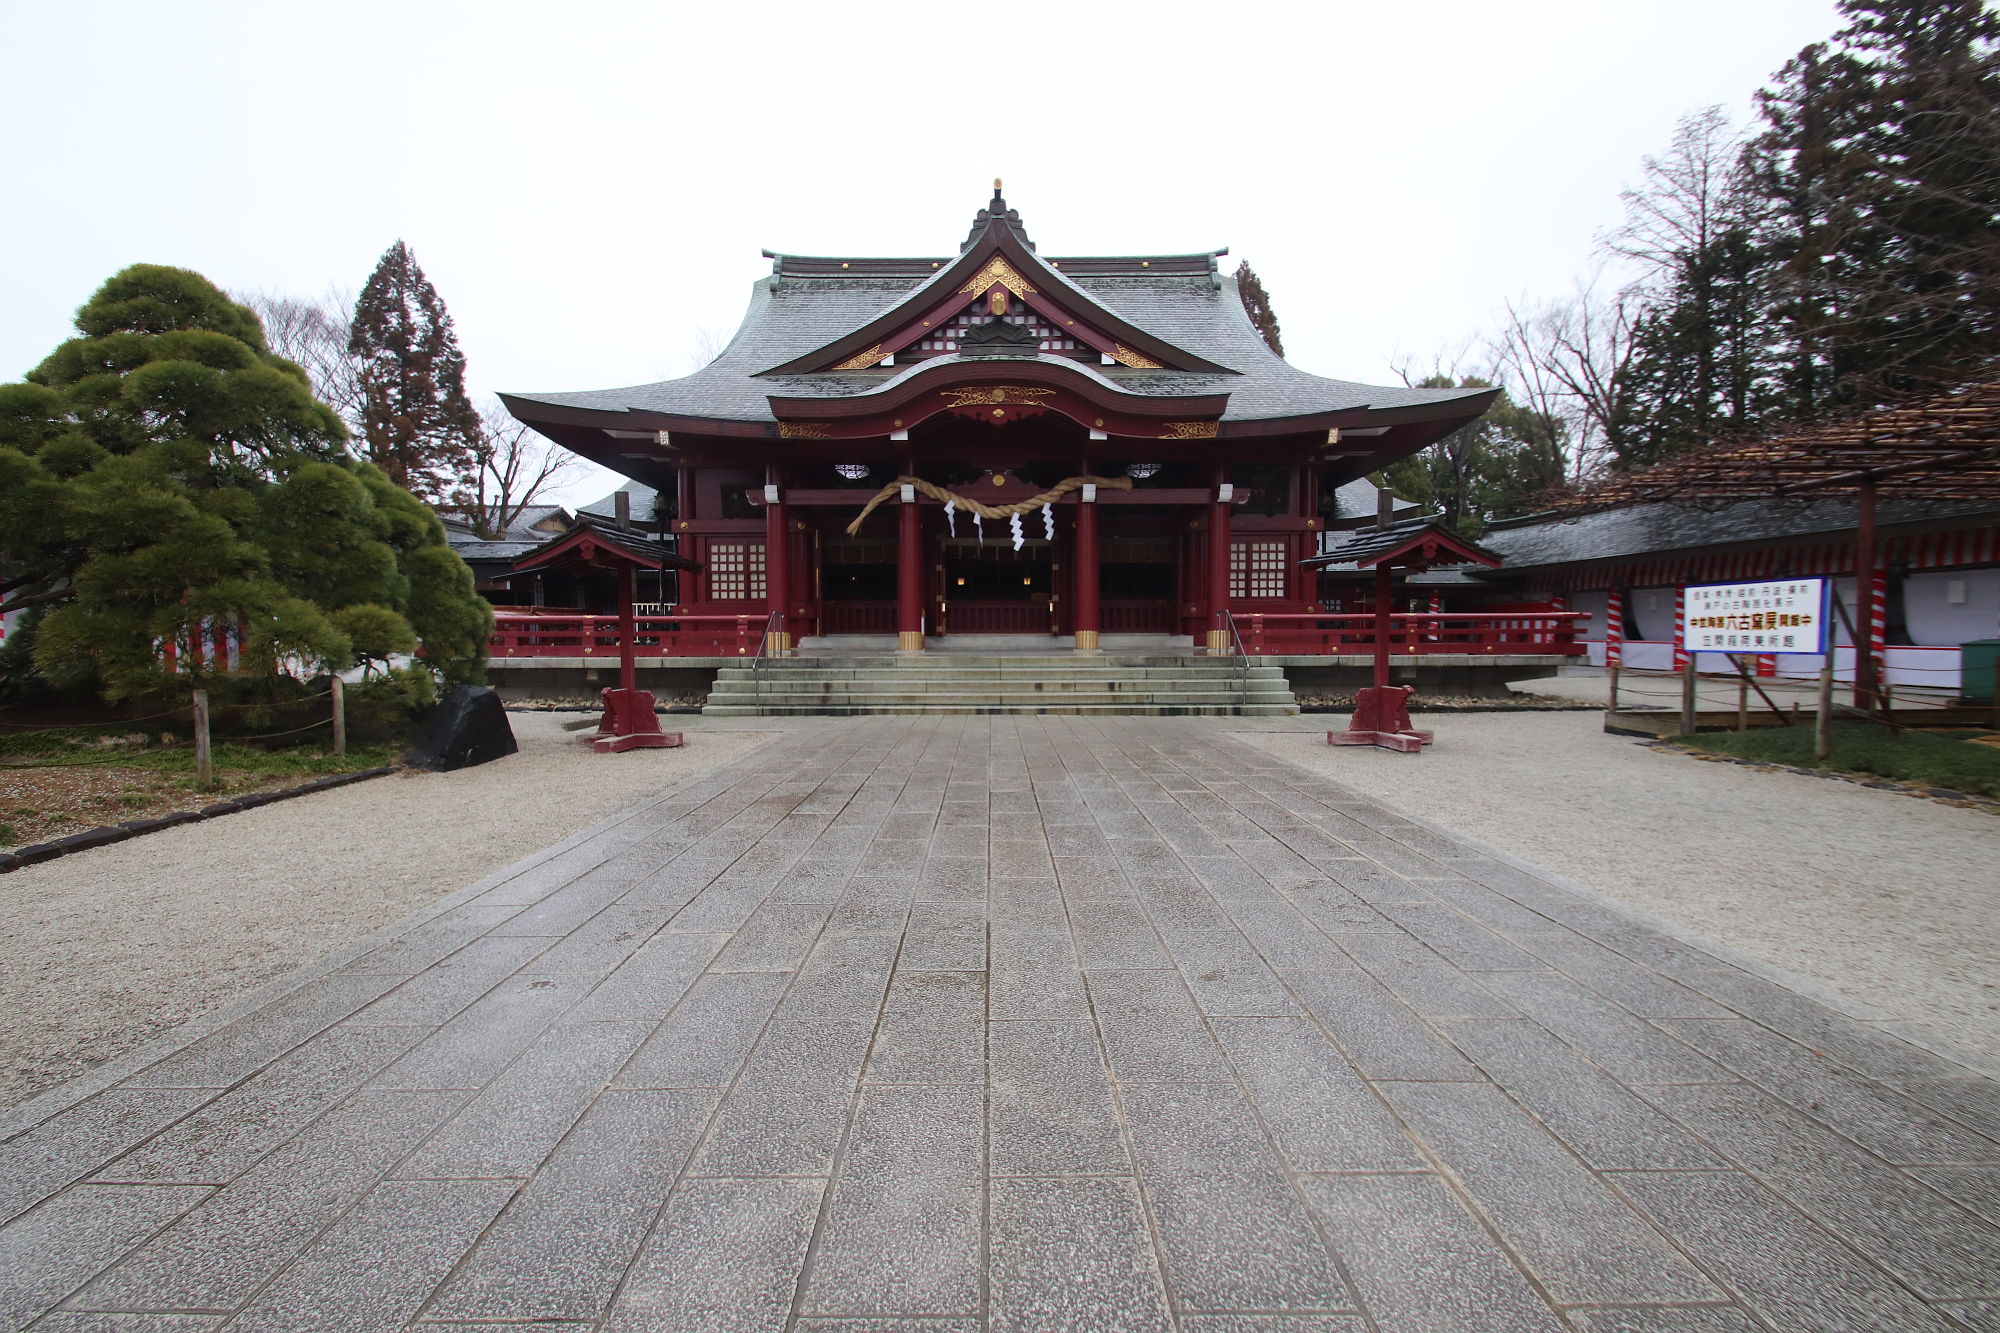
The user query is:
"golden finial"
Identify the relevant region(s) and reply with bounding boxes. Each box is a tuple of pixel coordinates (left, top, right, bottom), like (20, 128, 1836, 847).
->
(994, 178, 1003, 191)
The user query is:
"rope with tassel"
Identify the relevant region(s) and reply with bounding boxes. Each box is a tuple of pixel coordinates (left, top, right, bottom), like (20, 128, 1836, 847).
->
(845, 475, 1132, 536)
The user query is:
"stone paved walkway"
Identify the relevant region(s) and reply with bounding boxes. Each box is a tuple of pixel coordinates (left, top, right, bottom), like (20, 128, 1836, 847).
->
(3, 716, 1998, 1332)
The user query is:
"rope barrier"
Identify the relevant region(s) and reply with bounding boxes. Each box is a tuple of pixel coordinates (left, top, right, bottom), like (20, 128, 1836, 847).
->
(845, 474, 1133, 536)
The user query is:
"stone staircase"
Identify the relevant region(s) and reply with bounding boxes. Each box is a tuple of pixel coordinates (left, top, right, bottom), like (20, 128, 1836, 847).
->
(702, 653, 1298, 716)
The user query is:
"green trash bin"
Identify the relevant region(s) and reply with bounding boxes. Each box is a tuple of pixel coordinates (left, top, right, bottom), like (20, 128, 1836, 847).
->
(1964, 639, 2000, 703)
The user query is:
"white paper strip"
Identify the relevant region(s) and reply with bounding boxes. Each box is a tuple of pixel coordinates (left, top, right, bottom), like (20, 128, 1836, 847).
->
(1042, 503, 1054, 541)
(943, 499, 956, 537)
(1009, 511, 1025, 552)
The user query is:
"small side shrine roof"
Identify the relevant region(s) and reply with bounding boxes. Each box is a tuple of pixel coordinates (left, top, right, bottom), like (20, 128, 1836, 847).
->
(1302, 516, 1502, 572)
(511, 513, 702, 577)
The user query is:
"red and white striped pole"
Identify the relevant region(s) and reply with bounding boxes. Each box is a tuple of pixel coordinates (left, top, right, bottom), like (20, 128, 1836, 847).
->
(1604, 588, 1623, 667)
(1671, 587, 1689, 671)
(1755, 653, 1776, 679)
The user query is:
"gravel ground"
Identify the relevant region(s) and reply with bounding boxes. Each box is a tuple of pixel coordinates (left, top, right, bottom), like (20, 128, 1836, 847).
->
(1235, 711, 2000, 1068)
(0, 713, 772, 1109)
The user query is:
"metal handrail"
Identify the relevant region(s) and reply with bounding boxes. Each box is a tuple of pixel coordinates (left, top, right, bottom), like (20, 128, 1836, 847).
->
(749, 610, 786, 673)
(1220, 609, 1250, 693)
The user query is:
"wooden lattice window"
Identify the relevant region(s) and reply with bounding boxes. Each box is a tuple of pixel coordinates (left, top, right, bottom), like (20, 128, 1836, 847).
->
(1230, 540, 1288, 599)
(910, 297, 1091, 357)
(708, 540, 767, 601)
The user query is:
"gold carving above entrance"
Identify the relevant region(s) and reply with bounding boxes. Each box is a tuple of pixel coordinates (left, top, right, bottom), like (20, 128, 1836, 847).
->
(1160, 421, 1220, 440)
(777, 421, 833, 439)
(938, 385, 1057, 409)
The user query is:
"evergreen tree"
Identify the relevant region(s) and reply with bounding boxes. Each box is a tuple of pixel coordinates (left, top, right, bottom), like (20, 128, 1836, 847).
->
(1609, 108, 1775, 462)
(1381, 376, 1570, 534)
(1748, 0, 2000, 414)
(348, 241, 482, 503)
(0, 265, 490, 702)
(1235, 262, 1286, 357)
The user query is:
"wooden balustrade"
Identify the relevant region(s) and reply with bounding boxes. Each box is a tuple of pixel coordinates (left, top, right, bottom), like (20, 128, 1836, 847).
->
(488, 609, 1588, 658)
(488, 613, 767, 658)
(1235, 612, 1590, 656)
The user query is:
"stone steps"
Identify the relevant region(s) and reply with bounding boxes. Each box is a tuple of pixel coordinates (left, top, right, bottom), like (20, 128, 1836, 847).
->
(704, 653, 1297, 717)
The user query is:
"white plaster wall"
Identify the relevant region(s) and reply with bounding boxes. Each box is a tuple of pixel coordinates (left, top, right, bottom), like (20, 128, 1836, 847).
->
(1903, 569, 2000, 647)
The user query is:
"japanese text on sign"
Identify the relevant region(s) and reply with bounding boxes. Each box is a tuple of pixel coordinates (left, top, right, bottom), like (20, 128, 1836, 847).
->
(1682, 578, 1828, 655)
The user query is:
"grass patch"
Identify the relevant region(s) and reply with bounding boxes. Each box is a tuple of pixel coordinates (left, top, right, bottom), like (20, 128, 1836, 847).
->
(1678, 722, 2000, 799)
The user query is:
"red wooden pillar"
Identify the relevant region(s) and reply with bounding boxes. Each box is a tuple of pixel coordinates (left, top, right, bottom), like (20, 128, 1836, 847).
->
(674, 464, 697, 607)
(1372, 564, 1394, 690)
(1207, 468, 1232, 654)
(616, 563, 638, 696)
(1074, 484, 1101, 652)
(897, 485, 923, 652)
(1854, 478, 1879, 710)
(763, 466, 790, 654)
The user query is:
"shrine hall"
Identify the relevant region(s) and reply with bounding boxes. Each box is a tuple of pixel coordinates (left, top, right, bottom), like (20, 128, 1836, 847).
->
(499, 185, 1500, 658)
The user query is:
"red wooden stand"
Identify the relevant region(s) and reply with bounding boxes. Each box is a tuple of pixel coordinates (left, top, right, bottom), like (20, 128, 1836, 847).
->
(587, 687, 684, 754)
(1329, 684, 1433, 753)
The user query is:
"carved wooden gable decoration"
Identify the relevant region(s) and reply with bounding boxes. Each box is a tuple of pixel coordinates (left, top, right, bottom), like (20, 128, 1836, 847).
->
(763, 208, 1230, 378)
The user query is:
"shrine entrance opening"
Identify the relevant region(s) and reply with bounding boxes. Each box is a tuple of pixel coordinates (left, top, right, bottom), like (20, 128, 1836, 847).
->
(818, 535, 898, 635)
(942, 541, 1056, 635)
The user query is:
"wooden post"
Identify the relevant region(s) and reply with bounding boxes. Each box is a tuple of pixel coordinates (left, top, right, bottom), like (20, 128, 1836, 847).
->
(1853, 478, 1877, 711)
(1207, 466, 1232, 655)
(616, 564, 638, 697)
(897, 486, 923, 652)
(1372, 564, 1394, 691)
(763, 466, 790, 655)
(1680, 658, 1698, 737)
(331, 676, 346, 756)
(1073, 482, 1100, 653)
(1815, 659, 1834, 762)
(1607, 662, 1621, 716)
(192, 689, 213, 790)
(1736, 657, 1749, 733)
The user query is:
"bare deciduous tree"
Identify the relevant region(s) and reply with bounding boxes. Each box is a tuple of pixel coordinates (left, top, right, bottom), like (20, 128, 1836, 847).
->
(238, 288, 363, 429)
(1492, 277, 1646, 476)
(451, 399, 581, 540)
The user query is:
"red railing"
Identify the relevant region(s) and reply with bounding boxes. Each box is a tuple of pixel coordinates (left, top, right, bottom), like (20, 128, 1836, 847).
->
(820, 601, 898, 635)
(489, 610, 1589, 658)
(1237, 612, 1590, 656)
(945, 602, 1053, 635)
(488, 613, 768, 658)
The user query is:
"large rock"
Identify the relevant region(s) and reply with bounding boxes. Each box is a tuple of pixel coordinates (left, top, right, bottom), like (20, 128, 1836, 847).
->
(405, 685, 518, 772)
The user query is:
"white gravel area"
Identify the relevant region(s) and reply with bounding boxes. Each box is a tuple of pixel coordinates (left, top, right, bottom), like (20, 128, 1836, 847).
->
(0, 713, 773, 1109)
(1236, 712, 2000, 1067)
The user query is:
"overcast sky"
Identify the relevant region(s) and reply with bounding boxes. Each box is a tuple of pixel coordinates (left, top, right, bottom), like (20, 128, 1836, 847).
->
(4, 0, 1843, 507)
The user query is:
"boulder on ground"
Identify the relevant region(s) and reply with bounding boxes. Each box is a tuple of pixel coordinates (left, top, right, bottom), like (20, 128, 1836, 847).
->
(405, 685, 518, 772)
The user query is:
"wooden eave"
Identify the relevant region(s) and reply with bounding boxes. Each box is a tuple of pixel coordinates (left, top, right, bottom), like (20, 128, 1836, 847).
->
(759, 221, 1234, 376)
(511, 518, 701, 577)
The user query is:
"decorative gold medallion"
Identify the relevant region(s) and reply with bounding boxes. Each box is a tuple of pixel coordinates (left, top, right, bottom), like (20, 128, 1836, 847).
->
(778, 421, 833, 439)
(1111, 344, 1163, 369)
(958, 256, 1037, 299)
(1160, 421, 1220, 440)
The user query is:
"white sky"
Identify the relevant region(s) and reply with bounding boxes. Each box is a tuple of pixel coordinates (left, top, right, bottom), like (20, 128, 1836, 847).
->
(3, 0, 1842, 508)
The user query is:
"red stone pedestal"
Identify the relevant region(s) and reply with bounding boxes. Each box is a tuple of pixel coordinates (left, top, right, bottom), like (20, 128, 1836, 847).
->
(586, 688, 685, 754)
(1329, 685, 1433, 753)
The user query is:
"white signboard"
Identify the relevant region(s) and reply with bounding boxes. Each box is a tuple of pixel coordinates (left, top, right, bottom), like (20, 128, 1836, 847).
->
(1683, 577, 1828, 655)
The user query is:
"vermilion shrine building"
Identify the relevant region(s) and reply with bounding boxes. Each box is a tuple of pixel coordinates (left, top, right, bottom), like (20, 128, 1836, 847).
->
(500, 186, 1499, 657)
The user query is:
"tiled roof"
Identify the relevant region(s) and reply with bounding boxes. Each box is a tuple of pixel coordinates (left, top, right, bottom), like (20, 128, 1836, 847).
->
(1480, 496, 2000, 570)
(507, 270, 1487, 427)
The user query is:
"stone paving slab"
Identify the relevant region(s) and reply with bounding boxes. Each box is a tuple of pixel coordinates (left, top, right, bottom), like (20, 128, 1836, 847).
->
(2, 715, 1997, 1330)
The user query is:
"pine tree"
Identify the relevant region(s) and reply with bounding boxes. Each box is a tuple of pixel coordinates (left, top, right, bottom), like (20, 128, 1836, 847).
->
(1748, 0, 2000, 414)
(0, 265, 490, 702)
(1235, 262, 1285, 358)
(348, 241, 482, 503)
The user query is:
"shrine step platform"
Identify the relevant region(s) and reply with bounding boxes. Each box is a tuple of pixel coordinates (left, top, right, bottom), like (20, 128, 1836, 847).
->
(704, 653, 1298, 716)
